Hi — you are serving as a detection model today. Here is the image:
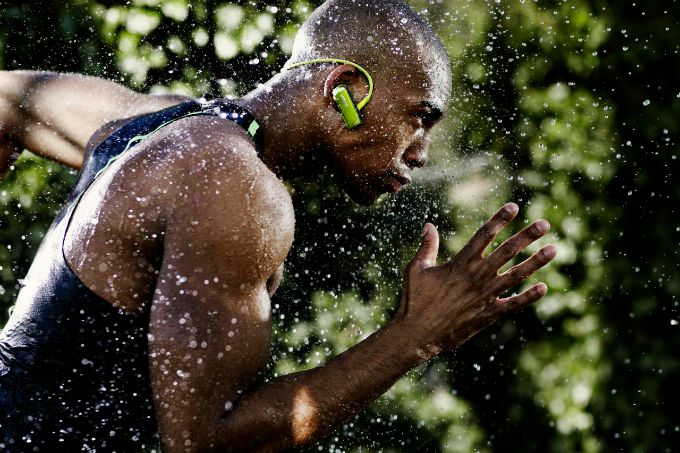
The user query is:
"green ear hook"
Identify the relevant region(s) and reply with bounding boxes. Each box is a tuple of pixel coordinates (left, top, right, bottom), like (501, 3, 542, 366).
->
(283, 58, 374, 129)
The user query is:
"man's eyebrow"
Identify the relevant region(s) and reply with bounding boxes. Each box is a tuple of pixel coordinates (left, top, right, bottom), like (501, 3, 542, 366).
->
(418, 101, 445, 124)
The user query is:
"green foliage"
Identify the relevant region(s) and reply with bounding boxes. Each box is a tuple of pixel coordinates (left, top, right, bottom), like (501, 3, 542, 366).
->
(0, 155, 76, 326)
(1, 1, 678, 451)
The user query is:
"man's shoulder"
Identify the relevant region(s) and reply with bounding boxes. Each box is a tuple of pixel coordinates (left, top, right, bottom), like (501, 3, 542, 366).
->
(153, 116, 294, 283)
(159, 113, 265, 176)
(177, 115, 287, 204)
(98, 111, 293, 237)
(156, 114, 294, 245)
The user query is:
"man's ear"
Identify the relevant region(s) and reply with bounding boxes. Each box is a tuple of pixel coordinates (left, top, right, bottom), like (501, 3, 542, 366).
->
(323, 64, 369, 112)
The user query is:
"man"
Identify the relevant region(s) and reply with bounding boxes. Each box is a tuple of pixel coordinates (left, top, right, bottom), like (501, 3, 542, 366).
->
(0, 0, 557, 451)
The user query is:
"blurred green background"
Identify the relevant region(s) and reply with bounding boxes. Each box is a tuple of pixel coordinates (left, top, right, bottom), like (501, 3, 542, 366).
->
(0, 0, 678, 451)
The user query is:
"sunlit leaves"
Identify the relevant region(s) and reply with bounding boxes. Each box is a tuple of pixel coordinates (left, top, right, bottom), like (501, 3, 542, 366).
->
(86, 1, 315, 95)
(161, 0, 189, 22)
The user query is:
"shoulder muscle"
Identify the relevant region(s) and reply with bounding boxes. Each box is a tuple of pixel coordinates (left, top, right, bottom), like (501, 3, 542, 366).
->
(162, 119, 294, 292)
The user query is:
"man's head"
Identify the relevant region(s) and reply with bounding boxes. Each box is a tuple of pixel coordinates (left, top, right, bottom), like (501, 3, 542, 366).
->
(262, 0, 452, 205)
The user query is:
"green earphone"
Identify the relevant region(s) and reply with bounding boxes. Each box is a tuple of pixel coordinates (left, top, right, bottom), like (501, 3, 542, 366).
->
(283, 58, 374, 129)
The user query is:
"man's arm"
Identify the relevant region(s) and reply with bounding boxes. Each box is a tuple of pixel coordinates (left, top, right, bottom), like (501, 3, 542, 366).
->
(215, 205, 555, 452)
(150, 131, 555, 453)
(0, 70, 187, 172)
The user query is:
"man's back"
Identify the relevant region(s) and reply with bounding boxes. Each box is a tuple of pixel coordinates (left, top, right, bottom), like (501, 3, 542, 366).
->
(0, 100, 294, 450)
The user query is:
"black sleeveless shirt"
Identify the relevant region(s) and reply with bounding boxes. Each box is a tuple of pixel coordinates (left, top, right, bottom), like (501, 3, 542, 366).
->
(0, 99, 263, 451)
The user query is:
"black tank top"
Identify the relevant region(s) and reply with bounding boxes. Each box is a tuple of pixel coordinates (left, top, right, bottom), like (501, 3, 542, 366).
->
(0, 99, 263, 451)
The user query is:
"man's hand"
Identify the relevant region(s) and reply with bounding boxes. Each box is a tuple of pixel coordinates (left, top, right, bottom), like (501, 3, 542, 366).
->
(397, 202, 556, 357)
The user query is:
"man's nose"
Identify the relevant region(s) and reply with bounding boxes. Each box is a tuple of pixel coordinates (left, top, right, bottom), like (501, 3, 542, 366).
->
(402, 146, 428, 169)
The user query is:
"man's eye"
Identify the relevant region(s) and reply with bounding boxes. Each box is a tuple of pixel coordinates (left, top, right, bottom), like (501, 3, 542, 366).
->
(413, 112, 430, 128)
(412, 104, 444, 127)
(414, 113, 436, 129)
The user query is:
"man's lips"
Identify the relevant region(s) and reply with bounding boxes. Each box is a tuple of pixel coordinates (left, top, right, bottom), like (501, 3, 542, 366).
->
(388, 174, 412, 193)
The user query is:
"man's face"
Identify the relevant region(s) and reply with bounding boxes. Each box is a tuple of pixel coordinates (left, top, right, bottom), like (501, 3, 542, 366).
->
(328, 64, 451, 206)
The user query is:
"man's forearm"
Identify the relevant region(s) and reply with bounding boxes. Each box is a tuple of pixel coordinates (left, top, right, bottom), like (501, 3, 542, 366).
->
(0, 70, 186, 169)
(1, 70, 92, 168)
(216, 320, 429, 452)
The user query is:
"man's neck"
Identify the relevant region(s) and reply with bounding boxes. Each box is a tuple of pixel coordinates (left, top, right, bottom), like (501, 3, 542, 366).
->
(235, 75, 324, 180)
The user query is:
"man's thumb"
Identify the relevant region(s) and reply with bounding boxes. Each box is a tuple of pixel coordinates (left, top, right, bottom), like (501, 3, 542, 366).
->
(413, 223, 439, 269)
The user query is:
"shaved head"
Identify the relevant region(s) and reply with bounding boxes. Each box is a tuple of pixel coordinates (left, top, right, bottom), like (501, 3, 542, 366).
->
(251, 0, 452, 205)
(289, 0, 451, 101)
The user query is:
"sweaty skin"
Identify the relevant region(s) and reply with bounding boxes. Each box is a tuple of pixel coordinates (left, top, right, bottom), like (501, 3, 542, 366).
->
(0, 0, 557, 451)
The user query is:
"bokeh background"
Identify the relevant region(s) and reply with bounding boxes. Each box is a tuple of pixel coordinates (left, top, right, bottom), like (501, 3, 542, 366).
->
(1, 0, 678, 451)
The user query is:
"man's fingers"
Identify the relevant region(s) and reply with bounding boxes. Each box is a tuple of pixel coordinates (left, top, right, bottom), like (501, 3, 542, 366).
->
(457, 202, 519, 263)
(494, 282, 548, 314)
(411, 223, 439, 270)
(485, 219, 550, 272)
(495, 245, 557, 291)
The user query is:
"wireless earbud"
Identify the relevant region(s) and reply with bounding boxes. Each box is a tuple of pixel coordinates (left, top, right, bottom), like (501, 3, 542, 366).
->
(283, 58, 374, 129)
(332, 85, 362, 129)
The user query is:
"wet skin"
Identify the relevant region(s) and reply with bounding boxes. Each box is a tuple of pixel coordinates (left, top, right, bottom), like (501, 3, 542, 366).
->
(0, 58, 555, 453)
(316, 62, 450, 205)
